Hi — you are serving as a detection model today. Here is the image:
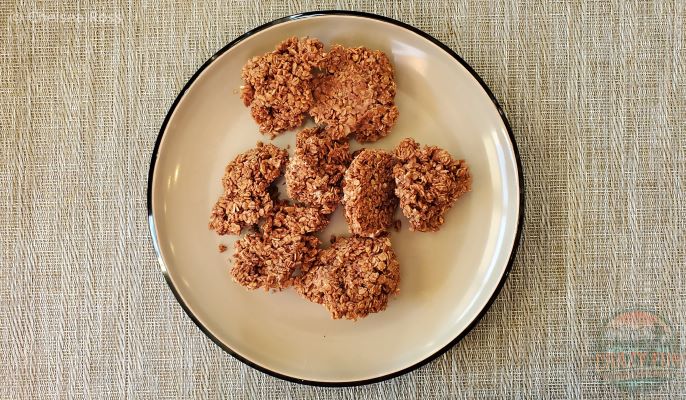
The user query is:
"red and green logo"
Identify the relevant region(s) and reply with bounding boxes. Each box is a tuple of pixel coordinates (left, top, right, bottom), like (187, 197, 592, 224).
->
(595, 310, 682, 389)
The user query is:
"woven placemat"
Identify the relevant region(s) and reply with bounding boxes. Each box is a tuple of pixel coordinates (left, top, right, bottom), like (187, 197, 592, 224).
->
(2, 1, 684, 398)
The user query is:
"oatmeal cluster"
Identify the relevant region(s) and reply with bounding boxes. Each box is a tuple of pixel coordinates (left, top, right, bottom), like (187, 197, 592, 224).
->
(231, 202, 328, 291)
(393, 138, 471, 232)
(207, 37, 473, 320)
(208, 143, 288, 235)
(342, 149, 398, 237)
(241, 37, 325, 137)
(240, 38, 399, 142)
(295, 236, 400, 320)
(310, 45, 399, 142)
(285, 127, 351, 214)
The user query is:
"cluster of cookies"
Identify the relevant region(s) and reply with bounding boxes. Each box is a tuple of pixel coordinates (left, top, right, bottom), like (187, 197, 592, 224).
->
(240, 37, 398, 142)
(209, 38, 471, 320)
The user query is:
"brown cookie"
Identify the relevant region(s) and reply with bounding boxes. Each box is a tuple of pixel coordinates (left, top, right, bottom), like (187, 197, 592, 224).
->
(295, 236, 400, 320)
(209, 143, 288, 235)
(393, 138, 471, 232)
(342, 149, 398, 237)
(241, 37, 325, 137)
(285, 127, 351, 214)
(230, 202, 327, 291)
(309, 45, 398, 142)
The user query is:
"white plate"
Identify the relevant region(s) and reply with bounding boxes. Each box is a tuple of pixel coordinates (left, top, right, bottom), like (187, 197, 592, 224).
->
(148, 11, 523, 386)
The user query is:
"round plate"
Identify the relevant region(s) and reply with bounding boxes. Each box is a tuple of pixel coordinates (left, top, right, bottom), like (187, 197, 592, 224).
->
(148, 11, 523, 386)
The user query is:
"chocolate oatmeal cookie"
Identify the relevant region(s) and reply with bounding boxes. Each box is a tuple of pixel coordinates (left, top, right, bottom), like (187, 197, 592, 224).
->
(230, 202, 327, 291)
(261, 201, 330, 236)
(208, 143, 288, 235)
(285, 127, 351, 214)
(232, 233, 320, 291)
(393, 138, 471, 232)
(241, 37, 325, 137)
(295, 236, 400, 320)
(309, 45, 399, 142)
(343, 149, 398, 237)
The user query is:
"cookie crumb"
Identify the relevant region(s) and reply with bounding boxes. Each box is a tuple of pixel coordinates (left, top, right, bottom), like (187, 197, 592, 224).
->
(393, 220, 401, 232)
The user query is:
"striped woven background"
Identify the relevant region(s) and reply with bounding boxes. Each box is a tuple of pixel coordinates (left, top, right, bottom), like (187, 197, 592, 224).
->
(2, 1, 684, 398)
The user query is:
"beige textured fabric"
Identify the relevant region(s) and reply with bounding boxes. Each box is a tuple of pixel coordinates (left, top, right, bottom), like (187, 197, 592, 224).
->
(2, 1, 685, 398)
